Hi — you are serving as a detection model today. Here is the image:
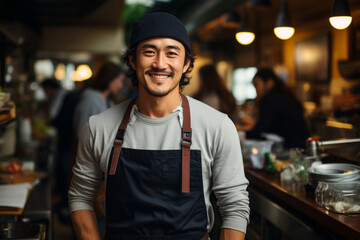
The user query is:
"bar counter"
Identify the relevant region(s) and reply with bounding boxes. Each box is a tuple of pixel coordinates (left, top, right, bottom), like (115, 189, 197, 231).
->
(245, 166, 360, 239)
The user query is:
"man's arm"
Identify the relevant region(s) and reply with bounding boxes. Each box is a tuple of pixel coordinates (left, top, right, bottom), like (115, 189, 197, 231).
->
(212, 116, 250, 235)
(71, 210, 100, 240)
(68, 122, 104, 238)
(221, 228, 245, 240)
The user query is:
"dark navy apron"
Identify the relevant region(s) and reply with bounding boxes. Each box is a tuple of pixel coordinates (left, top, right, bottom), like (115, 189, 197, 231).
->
(105, 94, 209, 240)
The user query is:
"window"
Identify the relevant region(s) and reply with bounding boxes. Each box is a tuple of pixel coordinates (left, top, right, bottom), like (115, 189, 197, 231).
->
(232, 67, 257, 104)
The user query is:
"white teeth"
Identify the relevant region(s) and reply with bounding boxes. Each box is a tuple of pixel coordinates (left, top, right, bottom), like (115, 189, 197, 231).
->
(151, 75, 168, 79)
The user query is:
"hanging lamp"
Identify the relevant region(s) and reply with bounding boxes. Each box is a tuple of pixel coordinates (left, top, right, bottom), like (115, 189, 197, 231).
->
(329, 0, 352, 30)
(235, 10, 255, 45)
(273, 0, 295, 40)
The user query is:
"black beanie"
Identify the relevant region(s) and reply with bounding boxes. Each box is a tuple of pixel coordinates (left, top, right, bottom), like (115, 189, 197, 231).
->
(130, 12, 191, 54)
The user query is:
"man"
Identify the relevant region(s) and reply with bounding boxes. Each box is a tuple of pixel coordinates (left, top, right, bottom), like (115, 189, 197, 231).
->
(69, 12, 249, 240)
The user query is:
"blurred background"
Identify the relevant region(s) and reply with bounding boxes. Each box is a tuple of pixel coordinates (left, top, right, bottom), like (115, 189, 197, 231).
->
(1, 0, 360, 239)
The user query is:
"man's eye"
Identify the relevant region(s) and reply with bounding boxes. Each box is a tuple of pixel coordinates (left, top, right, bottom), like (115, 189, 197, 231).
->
(168, 52, 177, 56)
(144, 50, 155, 55)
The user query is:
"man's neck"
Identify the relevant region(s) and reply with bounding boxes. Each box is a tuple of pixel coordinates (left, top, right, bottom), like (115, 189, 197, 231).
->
(137, 89, 182, 118)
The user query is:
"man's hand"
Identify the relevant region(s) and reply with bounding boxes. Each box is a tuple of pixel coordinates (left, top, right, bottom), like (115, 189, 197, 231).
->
(220, 228, 245, 240)
(71, 210, 101, 240)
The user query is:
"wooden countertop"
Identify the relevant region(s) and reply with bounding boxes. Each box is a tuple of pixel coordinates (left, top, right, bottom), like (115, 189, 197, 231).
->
(245, 166, 360, 239)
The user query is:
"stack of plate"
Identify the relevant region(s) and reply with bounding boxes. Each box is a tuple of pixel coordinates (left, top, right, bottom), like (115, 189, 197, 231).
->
(309, 163, 360, 187)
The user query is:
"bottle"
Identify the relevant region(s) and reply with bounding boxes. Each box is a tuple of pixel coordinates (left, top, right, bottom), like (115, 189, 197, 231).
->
(264, 152, 276, 173)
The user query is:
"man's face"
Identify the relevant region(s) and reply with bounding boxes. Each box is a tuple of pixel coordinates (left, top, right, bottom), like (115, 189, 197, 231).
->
(130, 37, 190, 97)
(253, 76, 273, 99)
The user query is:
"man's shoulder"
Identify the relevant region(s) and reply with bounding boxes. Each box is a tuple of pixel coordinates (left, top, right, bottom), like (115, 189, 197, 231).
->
(187, 96, 226, 117)
(187, 96, 229, 126)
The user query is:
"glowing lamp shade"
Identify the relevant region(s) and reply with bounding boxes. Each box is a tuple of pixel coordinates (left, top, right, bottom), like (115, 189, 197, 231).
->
(274, 0, 295, 40)
(329, 16, 352, 29)
(330, 0, 352, 30)
(273, 26, 295, 40)
(73, 64, 92, 82)
(236, 32, 255, 45)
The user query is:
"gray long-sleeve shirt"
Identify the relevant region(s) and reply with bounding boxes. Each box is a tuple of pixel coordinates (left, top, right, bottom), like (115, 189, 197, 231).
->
(68, 96, 250, 233)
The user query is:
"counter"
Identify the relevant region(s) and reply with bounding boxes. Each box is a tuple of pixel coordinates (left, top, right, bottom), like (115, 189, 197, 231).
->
(245, 166, 360, 239)
(22, 176, 52, 239)
(0, 176, 51, 240)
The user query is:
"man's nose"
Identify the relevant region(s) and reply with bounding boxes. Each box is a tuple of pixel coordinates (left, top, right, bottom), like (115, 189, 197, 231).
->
(152, 53, 166, 69)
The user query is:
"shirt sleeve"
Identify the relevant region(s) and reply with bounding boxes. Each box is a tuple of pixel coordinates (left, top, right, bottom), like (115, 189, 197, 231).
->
(68, 121, 104, 212)
(212, 116, 250, 233)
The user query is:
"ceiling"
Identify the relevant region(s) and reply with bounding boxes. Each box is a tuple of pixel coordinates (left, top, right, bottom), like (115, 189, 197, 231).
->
(1, 0, 360, 55)
(148, 0, 360, 43)
(0, 0, 124, 56)
(0, 0, 125, 29)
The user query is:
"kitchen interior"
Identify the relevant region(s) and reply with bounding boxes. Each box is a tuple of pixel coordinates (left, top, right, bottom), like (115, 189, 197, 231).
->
(0, 0, 360, 239)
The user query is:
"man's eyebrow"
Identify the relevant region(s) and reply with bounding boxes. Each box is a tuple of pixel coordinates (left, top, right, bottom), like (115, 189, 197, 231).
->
(141, 44, 157, 49)
(166, 45, 181, 51)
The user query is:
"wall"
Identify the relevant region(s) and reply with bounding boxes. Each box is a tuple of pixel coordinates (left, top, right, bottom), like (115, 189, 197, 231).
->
(40, 26, 126, 54)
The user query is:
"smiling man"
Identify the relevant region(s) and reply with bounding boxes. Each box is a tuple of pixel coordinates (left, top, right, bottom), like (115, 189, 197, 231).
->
(69, 12, 249, 240)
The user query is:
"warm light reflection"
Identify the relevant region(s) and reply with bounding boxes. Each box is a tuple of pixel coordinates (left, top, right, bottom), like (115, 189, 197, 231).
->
(329, 16, 352, 30)
(273, 27, 295, 40)
(73, 64, 92, 82)
(252, 148, 259, 155)
(235, 32, 255, 45)
(55, 63, 66, 81)
(303, 82, 311, 92)
(326, 120, 353, 129)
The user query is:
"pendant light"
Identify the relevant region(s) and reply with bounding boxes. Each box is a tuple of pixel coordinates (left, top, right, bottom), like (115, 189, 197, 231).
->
(235, 10, 255, 45)
(329, 0, 352, 30)
(73, 64, 92, 82)
(274, 0, 295, 40)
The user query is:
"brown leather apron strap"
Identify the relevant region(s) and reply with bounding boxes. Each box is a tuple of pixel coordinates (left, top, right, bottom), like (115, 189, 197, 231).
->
(109, 98, 136, 175)
(180, 93, 191, 193)
(201, 232, 209, 240)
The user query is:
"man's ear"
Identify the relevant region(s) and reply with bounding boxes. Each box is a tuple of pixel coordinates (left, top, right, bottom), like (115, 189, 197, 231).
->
(182, 59, 191, 73)
(129, 55, 136, 70)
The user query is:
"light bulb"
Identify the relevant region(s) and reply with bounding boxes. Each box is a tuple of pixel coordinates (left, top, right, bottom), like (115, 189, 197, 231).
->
(74, 64, 92, 81)
(274, 26, 295, 40)
(329, 16, 352, 29)
(235, 32, 255, 45)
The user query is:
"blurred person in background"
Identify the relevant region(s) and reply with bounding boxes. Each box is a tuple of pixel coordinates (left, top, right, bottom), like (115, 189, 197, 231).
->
(41, 78, 67, 121)
(51, 80, 87, 224)
(245, 68, 309, 149)
(73, 61, 125, 138)
(194, 64, 241, 127)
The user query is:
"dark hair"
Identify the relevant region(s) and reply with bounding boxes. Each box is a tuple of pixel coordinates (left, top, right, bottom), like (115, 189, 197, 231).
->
(254, 68, 303, 110)
(254, 68, 287, 91)
(123, 47, 195, 91)
(41, 78, 60, 89)
(91, 62, 122, 91)
(194, 64, 239, 122)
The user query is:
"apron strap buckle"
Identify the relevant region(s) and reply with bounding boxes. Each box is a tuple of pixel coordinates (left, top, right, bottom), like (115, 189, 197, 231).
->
(116, 129, 125, 141)
(182, 131, 192, 146)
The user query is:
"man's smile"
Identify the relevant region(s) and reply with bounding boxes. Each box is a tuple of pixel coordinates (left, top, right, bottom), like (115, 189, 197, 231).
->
(146, 70, 174, 81)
